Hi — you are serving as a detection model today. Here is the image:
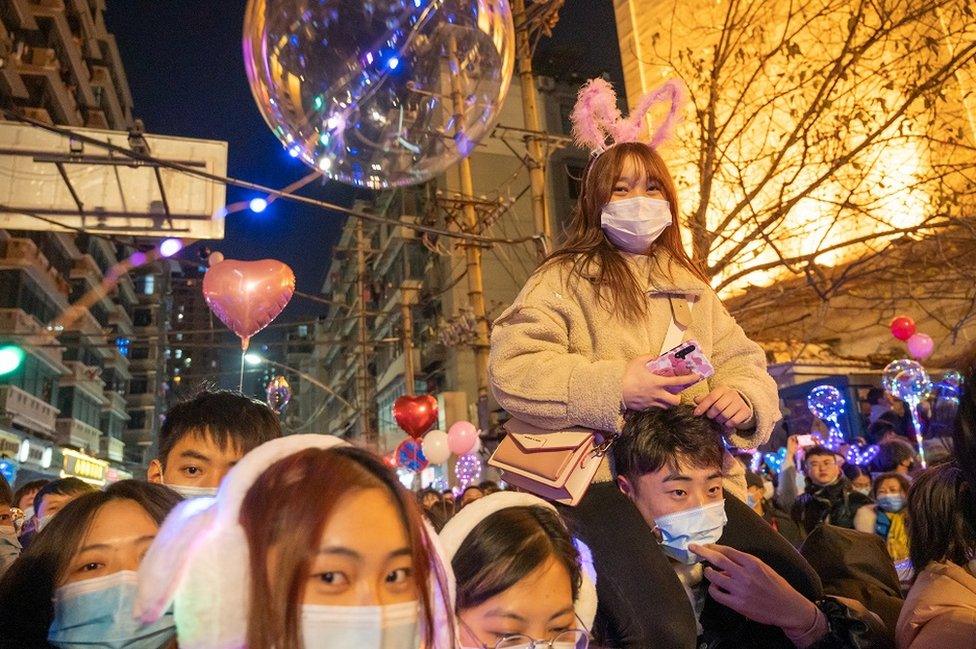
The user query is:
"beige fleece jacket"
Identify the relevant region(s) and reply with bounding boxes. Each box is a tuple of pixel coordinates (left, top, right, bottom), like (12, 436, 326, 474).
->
(488, 251, 780, 487)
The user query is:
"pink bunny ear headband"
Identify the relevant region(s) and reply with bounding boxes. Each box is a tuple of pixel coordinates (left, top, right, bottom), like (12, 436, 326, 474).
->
(134, 434, 457, 649)
(570, 77, 688, 156)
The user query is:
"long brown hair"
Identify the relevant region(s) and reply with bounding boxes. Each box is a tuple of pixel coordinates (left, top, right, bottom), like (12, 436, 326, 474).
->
(240, 446, 451, 649)
(547, 142, 708, 320)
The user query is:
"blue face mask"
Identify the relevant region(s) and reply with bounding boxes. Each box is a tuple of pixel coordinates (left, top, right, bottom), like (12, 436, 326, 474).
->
(877, 494, 905, 513)
(653, 500, 727, 565)
(48, 571, 176, 649)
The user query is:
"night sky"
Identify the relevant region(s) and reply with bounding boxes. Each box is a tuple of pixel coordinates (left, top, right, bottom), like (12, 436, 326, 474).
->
(104, 1, 623, 323)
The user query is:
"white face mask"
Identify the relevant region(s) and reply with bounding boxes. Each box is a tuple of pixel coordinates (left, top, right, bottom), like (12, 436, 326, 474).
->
(600, 196, 672, 253)
(301, 601, 419, 649)
(653, 500, 727, 565)
(763, 481, 775, 501)
(163, 482, 218, 499)
(853, 486, 871, 497)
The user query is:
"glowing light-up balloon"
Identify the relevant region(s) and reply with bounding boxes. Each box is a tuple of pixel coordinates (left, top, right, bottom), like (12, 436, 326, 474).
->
(455, 453, 483, 490)
(243, 0, 515, 189)
(882, 358, 932, 468)
(883, 359, 931, 403)
(266, 375, 291, 414)
(202, 259, 296, 351)
(806, 385, 846, 450)
(763, 448, 787, 474)
(845, 444, 880, 466)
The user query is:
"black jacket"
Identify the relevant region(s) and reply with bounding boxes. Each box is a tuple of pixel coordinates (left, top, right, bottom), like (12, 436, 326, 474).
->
(793, 479, 873, 533)
(800, 524, 903, 647)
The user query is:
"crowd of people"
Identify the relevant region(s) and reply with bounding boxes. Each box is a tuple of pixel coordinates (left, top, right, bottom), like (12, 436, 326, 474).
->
(0, 381, 973, 648)
(0, 83, 974, 648)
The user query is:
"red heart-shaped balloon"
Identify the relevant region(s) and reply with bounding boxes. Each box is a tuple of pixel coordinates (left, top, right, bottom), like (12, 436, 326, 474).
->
(393, 394, 439, 439)
(203, 259, 296, 351)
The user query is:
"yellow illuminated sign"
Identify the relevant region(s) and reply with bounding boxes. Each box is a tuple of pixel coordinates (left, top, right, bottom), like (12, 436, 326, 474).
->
(61, 448, 108, 485)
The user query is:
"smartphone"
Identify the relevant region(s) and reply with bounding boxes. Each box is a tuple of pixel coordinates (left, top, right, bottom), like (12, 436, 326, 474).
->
(646, 339, 715, 384)
(795, 434, 817, 448)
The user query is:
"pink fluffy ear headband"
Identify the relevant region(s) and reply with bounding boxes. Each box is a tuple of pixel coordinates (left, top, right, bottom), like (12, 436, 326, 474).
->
(570, 77, 688, 156)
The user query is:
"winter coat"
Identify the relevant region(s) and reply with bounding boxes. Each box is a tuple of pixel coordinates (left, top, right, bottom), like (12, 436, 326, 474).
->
(488, 251, 780, 484)
(761, 499, 804, 547)
(793, 479, 874, 533)
(800, 523, 904, 645)
(896, 561, 976, 648)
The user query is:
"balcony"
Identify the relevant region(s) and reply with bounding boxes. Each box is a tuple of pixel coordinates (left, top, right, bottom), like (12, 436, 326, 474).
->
(55, 417, 102, 454)
(103, 390, 127, 416)
(122, 427, 154, 448)
(108, 303, 133, 335)
(0, 384, 58, 437)
(70, 254, 102, 283)
(0, 307, 44, 336)
(61, 360, 107, 401)
(99, 435, 124, 463)
(0, 238, 71, 296)
(88, 64, 125, 127)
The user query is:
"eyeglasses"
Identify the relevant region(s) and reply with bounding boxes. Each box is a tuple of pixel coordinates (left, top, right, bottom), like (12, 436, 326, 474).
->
(487, 630, 589, 649)
(461, 618, 590, 649)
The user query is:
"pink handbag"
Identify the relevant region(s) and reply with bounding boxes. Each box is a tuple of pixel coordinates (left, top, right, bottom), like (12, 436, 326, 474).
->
(488, 418, 614, 506)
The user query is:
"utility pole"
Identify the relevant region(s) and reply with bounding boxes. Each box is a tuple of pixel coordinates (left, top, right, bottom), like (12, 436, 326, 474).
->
(513, 0, 557, 258)
(400, 281, 419, 396)
(355, 218, 376, 447)
(447, 36, 492, 433)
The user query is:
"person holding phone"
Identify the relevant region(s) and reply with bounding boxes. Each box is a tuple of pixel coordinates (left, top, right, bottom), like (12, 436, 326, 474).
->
(489, 79, 781, 649)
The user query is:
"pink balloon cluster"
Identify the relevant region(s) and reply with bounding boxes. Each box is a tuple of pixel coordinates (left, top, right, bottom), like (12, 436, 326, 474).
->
(419, 420, 480, 466)
(888, 315, 934, 361)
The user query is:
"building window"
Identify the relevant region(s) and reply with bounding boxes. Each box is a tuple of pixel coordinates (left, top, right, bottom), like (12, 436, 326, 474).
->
(130, 345, 150, 361)
(142, 274, 155, 295)
(129, 378, 149, 395)
(133, 308, 153, 327)
(127, 410, 147, 430)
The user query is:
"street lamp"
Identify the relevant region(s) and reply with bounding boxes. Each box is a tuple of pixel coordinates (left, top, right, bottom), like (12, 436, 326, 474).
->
(243, 353, 358, 415)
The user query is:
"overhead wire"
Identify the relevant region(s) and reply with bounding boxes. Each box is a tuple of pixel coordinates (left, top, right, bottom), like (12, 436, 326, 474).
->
(0, 109, 542, 246)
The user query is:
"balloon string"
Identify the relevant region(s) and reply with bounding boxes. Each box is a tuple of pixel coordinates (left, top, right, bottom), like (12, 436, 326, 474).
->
(239, 351, 245, 392)
(907, 398, 927, 469)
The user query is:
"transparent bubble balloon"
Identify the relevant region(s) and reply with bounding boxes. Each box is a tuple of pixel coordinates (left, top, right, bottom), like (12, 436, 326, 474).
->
(266, 375, 292, 414)
(807, 385, 845, 422)
(243, 0, 515, 189)
(940, 370, 964, 392)
(882, 359, 930, 403)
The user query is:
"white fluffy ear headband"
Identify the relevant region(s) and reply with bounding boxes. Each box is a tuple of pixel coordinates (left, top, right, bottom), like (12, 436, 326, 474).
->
(570, 77, 688, 155)
(134, 434, 456, 649)
(438, 491, 599, 631)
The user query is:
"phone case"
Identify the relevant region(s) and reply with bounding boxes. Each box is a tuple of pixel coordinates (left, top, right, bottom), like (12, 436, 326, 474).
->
(646, 339, 715, 381)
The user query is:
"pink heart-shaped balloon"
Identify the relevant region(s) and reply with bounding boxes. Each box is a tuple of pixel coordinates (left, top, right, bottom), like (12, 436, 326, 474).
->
(202, 259, 296, 351)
